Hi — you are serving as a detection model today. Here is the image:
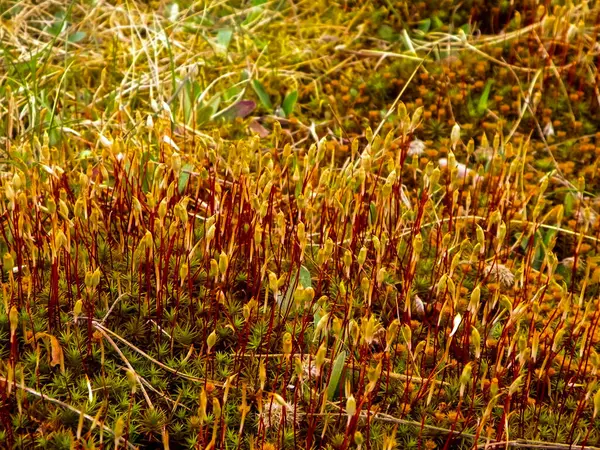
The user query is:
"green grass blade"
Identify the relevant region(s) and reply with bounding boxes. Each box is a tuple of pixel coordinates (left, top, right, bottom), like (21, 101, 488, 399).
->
(252, 79, 272, 111)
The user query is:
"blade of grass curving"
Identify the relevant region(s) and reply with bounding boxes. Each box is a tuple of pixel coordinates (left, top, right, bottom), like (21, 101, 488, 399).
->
(326, 349, 346, 401)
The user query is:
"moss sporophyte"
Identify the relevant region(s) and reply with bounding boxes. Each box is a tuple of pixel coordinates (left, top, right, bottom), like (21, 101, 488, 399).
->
(2, 0, 600, 448)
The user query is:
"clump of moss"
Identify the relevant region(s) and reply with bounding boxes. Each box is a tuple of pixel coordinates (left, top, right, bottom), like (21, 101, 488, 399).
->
(1, 0, 600, 449)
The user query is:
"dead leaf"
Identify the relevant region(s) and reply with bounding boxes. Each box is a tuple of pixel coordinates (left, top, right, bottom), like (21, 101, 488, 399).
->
(248, 119, 269, 138)
(49, 335, 65, 373)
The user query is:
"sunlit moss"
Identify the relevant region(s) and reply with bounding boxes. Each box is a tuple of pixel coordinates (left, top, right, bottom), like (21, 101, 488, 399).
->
(1, 0, 599, 448)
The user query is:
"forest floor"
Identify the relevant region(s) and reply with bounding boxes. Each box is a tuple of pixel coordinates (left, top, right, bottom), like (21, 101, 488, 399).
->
(1, 0, 600, 449)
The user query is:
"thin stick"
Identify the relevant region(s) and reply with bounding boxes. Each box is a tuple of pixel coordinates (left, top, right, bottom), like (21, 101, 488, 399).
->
(93, 324, 155, 410)
(92, 321, 223, 387)
(0, 376, 137, 449)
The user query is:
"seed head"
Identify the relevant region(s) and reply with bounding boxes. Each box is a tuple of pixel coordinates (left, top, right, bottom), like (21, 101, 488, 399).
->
(483, 263, 515, 288)
(260, 396, 299, 429)
(407, 139, 425, 157)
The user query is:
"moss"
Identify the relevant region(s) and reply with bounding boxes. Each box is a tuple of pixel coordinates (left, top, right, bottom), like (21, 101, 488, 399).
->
(2, 0, 600, 448)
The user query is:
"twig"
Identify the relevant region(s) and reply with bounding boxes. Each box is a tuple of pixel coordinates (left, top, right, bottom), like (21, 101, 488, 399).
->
(93, 324, 155, 410)
(101, 292, 131, 324)
(477, 440, 600, 450)
(0, 376, 137, 449)
(91, 321, 223, 387)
